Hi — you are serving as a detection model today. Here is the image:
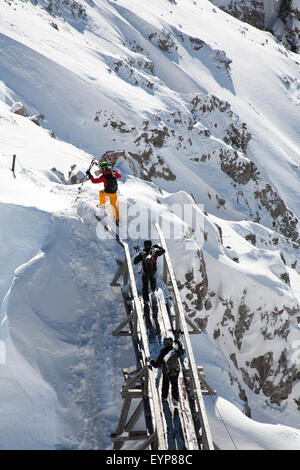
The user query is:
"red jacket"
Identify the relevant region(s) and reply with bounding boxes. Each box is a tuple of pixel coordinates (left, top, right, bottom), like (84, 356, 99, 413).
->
(90, 170, 122, 189)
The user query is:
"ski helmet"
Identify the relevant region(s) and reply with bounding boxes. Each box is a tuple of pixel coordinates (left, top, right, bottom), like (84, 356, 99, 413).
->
(163, 336, 173, 347)
(100, 161, 109, 171)
(144, 240, 152, 250)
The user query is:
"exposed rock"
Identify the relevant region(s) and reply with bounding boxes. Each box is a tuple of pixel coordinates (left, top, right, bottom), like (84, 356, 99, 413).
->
(127, 150, 176, 182)
(244, 233, 256, 245)
(224, 123, 252, 154)
(113, 57, 155, 90)
(135, 124, 170, 148)
(235, 299, 254, 350)
(50, 167, 67, 184)
(45, 0, 88, 20)
(211, 0, 265, 30)
(277, 0, 300, 53)
(67, 164, 85, 184)
(219, 148, 258, 184)
(10, 102, 28, 117)
(210, 0, 300, 53)
(249, 350, 300, 405)
(28, 113, 45, 126)
(254, 183, 299, 243)
(148, 30, 178, 53)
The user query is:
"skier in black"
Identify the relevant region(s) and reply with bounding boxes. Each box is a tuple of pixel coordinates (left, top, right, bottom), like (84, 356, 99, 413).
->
(146, 336, 185, 406)
(133, 240, 165, 305)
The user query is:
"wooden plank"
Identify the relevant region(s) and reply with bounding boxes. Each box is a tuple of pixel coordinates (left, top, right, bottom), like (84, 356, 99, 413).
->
(154, 223, 214, 450)
(121, 389, 144, 399)
(111, 430, 149, 442)
(115, 396, 131, 436)
(185, 315, 202, 334)
(112, 311, 134, 336)
(122, 366, 145, 394)
(198, 371, 217, 396)
(111, 261, 126, 286)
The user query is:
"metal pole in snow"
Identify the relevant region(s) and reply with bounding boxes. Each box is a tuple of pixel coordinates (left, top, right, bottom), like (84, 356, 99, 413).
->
(11, 154, 16, 173)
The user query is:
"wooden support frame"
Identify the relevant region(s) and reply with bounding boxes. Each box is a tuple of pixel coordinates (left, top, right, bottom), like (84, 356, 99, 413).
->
(111, 260, 128, 287)
(111, 224, 214, 451)
(198, 368, 216, 396)
(112, 311, 133, 337)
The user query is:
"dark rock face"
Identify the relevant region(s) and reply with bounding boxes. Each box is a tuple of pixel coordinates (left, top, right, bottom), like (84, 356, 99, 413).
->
(210, 0, 265, 28)
(241, 351, 300, 405)
(210, 0, 300, 53)
(277, 0, 300, 52)
(254, 184, 299, 243)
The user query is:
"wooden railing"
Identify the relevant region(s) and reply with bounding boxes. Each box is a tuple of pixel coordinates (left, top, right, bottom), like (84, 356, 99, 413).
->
(154, 223, 214, 450)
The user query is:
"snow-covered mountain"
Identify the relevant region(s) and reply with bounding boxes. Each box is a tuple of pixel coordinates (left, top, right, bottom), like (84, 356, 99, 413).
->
(0, 0, 300, 450)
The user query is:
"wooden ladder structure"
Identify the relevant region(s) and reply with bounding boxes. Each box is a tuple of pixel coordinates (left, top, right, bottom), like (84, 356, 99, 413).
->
(110, 224, 215, 450)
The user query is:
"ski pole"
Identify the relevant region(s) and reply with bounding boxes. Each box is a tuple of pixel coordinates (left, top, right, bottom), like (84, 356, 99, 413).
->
(75, 158, 97, 201)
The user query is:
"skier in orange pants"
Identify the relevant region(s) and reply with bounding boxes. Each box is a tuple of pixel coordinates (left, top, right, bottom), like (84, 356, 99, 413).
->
(86, 161, 121, 224)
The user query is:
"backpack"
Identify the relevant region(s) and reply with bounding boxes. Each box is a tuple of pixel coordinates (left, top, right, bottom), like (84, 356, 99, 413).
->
(142, 250, 156, 274)
(104, 171, 118, 193)
(164, 348, 180, 376)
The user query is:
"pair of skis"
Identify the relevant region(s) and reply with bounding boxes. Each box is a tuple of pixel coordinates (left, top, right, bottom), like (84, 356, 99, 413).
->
(94, 213, 121, 243)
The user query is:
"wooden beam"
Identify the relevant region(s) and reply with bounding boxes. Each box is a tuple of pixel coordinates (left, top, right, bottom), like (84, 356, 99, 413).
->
(112, 312, 134, 336)
(122, 366, 146, 394)
(198, 370, 216, 396)
(111, 260, 126, 286)
(111, 430, 149, 443)
(115, 396, 131, 437)
(185, 315, 202, 335)
(125, 399, 144, 432)
(121, 389, 144, 399)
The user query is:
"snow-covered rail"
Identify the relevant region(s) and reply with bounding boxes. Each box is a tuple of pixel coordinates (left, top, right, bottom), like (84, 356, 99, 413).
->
(110, 223, 215, 450)
(154, 223, 214, 451)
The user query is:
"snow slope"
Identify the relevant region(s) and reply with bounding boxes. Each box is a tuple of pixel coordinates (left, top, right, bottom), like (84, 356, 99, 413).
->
(0, 0, 300, 449)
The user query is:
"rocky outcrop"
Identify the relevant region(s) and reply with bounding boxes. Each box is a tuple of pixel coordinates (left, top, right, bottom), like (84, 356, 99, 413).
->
(10, 102, 28, 117)
(254, 183, 299, 243)
(240, 350, 300, 405)
(211, 0, 265, 29)
(210, 0, 300, 53)
(277, 0, 300, 53)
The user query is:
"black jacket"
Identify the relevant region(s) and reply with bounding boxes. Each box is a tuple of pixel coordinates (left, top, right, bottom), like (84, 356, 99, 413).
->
(150, 340, 185, 373)
(133, 245, 165, 274)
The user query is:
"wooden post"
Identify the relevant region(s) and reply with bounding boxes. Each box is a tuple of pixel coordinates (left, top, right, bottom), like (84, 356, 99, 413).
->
(11, 154, 16, 173)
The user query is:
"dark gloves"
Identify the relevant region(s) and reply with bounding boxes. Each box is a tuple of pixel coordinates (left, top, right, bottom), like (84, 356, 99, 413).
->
(86, 169, 92, 178)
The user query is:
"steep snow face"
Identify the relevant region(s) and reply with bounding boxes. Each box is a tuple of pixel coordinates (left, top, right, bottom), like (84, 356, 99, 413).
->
(0, 0, 300, 450)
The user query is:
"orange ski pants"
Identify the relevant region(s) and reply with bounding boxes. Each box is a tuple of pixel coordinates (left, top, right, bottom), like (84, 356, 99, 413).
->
(99, 191, 119, 221)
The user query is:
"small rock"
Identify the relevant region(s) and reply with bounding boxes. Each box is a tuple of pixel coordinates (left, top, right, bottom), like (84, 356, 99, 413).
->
(10, 102, 27, 117)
